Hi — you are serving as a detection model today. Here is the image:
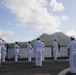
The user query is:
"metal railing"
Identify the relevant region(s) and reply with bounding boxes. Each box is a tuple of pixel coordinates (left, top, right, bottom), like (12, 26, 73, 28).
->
(6, 46, 69, 59)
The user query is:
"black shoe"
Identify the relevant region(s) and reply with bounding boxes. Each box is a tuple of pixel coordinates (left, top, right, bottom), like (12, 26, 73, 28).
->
(70, 72, 76, 75)
(2, 62, 5, 63)
(15, 61, 18, 63)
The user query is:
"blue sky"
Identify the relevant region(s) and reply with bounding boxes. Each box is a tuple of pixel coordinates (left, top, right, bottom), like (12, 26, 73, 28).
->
(0, 0, 76, 43)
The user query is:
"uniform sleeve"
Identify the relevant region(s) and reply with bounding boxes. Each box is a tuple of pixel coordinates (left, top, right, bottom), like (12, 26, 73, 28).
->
(42, 42, 45, 48)
(0, 41, 5, 45)
(14, 44, 19, 49)
(29, 44, 33, 50)
(56, 42, 58, 49)
(53, 42, 58, 49)
(3, 45, 6, 50)
(17, 44, 20, 49)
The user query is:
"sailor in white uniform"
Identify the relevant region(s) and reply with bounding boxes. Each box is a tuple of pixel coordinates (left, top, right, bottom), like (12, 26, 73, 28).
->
(53, 39, 58, 60)
(0, 38, 6, 63)
(34, 38, 44, 66)
(14, 41, 20, 62)
(27, 41, 33, 62)
(67, 36, 76, 74)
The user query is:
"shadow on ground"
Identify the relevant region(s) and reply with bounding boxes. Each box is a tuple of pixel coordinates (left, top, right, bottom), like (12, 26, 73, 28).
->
(1, 59, 69, 75)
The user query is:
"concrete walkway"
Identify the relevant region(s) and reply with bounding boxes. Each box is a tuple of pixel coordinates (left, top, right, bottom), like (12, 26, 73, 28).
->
(1, 59, 69, 75)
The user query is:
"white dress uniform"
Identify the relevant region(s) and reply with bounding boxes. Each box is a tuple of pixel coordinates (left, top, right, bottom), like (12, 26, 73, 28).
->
(0, 41, 6, 63)
(67, 40, 76, 73)
(34, 40, 44, 66)
(53, 41, 58, 60)
(14, 43, 20, 62)
(27, 42, 33, 62)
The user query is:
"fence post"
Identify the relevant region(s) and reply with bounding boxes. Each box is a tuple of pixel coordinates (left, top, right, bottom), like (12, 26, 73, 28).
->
(68, 49, 69, 57)
(51, 46, 53, 57)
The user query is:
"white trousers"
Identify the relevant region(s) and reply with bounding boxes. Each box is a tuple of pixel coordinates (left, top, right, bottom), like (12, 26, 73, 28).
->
(53, 48, 58, 60)
(70, 51, 76, 73)
(14, 49, 19, 62)
(1, 50, 6, 62)
(28, 50, 31, 62)
(35, 50, 42, 66)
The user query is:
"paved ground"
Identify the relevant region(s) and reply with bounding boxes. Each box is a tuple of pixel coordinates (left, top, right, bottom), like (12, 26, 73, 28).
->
(1, 58, 69, 75)
(65, 71, 76, 75)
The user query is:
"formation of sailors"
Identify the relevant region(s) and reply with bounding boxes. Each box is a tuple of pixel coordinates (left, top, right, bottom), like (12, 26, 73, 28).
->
(0, 36, 76, 74)
(27, 37, 45, 66)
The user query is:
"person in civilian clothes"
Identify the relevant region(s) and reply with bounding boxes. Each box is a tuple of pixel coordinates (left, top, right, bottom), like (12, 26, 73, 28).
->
(27, 41, 33, 62)
(67, 36, 76, 74)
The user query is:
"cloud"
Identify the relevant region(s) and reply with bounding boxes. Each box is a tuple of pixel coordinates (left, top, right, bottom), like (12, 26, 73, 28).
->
(1, 0, 67, 33)
(8, 22, 12, 26)
(50, 0, 64, 12)
(37, 0, 48, 7)
(0, 29, 14, 37)
(9, 37, 33, 43)
(0, 29, 14, 41)
(61, 15, 69, 21)
(28, 30, 33, 33)
(0, 0, 4, 8)
(66, 29, 76, 38)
